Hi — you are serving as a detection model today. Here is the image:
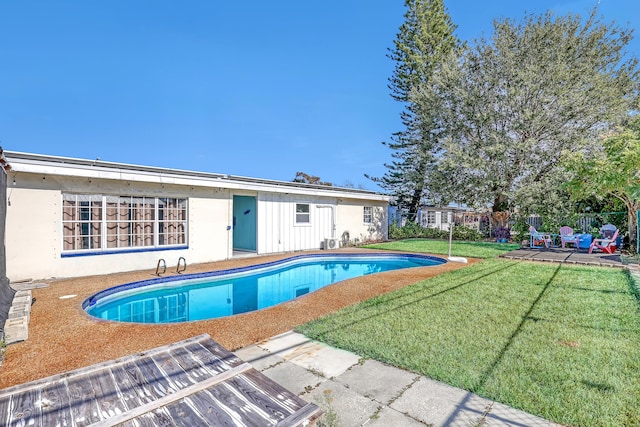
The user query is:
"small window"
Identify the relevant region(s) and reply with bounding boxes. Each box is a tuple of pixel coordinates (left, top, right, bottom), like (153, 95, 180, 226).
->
(427, 211, 436, 225)
(295, 203, 310, 224)
(441, 212, 449, 224)
(363, 207, 373, 224)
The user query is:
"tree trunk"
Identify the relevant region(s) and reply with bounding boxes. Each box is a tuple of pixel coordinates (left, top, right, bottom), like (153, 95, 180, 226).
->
(492, 194, 509, 213)
(407, 187, 422, 222)
(627, 202, 639, 252)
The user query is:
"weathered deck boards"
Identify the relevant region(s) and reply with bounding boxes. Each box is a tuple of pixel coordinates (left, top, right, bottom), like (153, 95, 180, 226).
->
(0, 334, 322, 426)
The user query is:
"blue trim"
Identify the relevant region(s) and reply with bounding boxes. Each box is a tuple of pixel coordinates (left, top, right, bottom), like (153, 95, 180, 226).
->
(82, 252, 446, 310)
(62, 245, 189, 258)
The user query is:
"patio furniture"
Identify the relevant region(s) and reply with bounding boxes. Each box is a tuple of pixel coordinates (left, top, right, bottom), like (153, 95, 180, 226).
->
(529, 226, 552, 248)
(559, 226, 578, 248)
(589, 227, 619, 254)
(576, 234, 593, 249)
(600, 223, 617, 239)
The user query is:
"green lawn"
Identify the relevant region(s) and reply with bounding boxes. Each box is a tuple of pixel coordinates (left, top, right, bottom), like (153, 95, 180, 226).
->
(297, 242, 640, 426)
(364, 238, 521, 259)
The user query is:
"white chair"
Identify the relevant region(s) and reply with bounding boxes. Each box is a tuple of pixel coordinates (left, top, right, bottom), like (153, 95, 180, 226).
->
(559, 226, 577, 248)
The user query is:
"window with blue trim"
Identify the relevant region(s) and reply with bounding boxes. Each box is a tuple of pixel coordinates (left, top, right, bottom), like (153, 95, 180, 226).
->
(63, 193, 187, 253)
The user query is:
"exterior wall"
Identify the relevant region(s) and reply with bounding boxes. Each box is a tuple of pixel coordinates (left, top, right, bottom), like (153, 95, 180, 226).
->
(6, 180, 59, 282)
(418, 208, 454, 231)
(6, 173, 233, 281)
(337, 200, 388, 246)
(257, 193, 335, 253)
(4, 154, 389, 280)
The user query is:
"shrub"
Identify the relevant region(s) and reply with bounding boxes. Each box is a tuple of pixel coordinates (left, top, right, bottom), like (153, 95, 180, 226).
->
(451, 225, 483, 241)
(389, 222, 483, 242)
(494, 226, 511, 241)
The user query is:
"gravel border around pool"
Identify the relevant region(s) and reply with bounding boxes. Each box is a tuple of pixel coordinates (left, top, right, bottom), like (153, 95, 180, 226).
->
(0, 248, 477, 389)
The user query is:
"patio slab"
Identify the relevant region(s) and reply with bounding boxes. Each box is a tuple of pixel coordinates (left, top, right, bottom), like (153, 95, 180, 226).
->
(258, 331, 361, 379)
(240, 330, 564, 426)
(334, 359, 418, 405)
(500, 247, 623, 268)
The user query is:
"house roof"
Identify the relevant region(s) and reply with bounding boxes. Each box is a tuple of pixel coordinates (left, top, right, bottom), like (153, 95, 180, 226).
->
(5, 151, 389, 202)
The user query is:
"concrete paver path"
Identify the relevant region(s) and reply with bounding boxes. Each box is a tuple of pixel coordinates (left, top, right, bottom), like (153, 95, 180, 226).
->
(235, 331, 562, 427)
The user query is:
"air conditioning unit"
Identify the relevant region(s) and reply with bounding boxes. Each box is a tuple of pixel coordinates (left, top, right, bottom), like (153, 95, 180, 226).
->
(324, 238, 340, 250)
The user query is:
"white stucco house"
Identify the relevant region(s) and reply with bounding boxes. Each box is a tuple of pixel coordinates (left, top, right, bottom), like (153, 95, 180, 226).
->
(4, 151, 389, 281)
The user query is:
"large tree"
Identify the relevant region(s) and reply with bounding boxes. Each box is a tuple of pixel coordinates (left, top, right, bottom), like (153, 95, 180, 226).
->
(424, 8, 638, 214)
(368, 0, 459, 221)
(293, 171, 332, 186)
(564, 115, 640, 251)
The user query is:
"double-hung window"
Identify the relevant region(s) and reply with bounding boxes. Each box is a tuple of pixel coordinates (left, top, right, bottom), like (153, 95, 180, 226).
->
(295, 203, 310, 224)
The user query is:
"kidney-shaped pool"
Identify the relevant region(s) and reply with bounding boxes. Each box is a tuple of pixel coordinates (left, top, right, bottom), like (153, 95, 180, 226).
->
(83, 253, 446, 323)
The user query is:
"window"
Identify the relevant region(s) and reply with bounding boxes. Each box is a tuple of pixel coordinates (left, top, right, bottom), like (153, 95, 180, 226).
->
(441, 212, 449, 224)
(363, 206, 373, 224)
(158, 198, 187, 246)
(105, 196, 155, 249)
(62, 193, 187, 253)
(63, 194, 103, 251)
(427, 211, 436, 225)
(295, 203, 310, 224)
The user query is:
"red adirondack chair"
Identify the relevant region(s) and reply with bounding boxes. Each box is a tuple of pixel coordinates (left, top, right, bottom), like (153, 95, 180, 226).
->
(589, 227, 619, 254)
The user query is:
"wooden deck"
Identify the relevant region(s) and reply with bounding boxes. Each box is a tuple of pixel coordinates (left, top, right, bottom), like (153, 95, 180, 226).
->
(0, 334, 321, 426)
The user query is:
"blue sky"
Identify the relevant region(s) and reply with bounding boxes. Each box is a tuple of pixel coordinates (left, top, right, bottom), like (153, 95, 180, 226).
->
(1, 1, 637, 190)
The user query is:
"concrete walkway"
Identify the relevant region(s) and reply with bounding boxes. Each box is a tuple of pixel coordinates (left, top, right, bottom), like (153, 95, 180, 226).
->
(235, 331, 562, 427)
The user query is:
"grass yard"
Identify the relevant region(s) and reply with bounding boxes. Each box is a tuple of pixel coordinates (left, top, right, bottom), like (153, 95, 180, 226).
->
(297, 242, 640, 426)
(364, 238, 521, 258)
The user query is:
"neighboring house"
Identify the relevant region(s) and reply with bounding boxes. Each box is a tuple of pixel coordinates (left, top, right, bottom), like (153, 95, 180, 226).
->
(388, 206, 463, 231)
(418, 207, 455, 231)
(4, 152, 388, 281)
(390, 205, 486, 233)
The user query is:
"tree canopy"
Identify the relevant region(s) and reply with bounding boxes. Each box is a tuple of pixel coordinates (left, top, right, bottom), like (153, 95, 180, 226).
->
(564, 114, 640, 249)
(293, 171, 332, 186)
(368, 0, 459, 220)
(418, 8, 638, 213)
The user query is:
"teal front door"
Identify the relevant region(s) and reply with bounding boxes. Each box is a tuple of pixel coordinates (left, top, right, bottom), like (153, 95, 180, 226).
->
(233, 196, 257, 251)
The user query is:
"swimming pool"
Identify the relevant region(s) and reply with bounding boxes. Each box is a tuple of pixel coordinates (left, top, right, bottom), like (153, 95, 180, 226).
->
(83, 253, 445, 323)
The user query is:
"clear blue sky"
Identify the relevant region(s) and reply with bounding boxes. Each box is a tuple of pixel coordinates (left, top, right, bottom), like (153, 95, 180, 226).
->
(1, 1, 637, 190)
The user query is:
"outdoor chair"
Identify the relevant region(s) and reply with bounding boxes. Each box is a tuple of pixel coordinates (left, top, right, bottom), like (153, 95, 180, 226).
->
(529, 226, 552, 248)
(600, 223, 617, 239)
(559, 226, 577, 248)
(589, 226, 619, 254)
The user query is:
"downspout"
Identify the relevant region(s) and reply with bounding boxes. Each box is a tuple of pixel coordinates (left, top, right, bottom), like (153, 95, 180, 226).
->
(0, 148, 15, 342)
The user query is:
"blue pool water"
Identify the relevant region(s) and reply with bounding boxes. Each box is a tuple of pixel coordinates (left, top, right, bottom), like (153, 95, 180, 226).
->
(83, 253, 445, 323)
